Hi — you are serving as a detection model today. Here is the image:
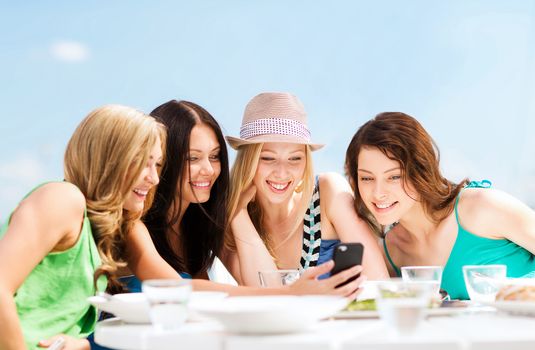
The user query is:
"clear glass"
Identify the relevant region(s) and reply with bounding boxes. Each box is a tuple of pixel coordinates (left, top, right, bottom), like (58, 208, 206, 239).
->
(401, 266, 443, 296)
(376, 279, 434, 336)
(462, 264, 507, 303)
(142, 279, 192, 331)
(258, 269, 301, 287)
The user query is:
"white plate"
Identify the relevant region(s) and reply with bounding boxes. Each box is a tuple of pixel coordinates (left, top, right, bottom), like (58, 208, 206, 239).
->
(491, 301, 535, 317)
(334, 304, 481, 319)
(88, 291, 228, 324)
(88, 293, 150, 324)
(192, 295, 347, 334)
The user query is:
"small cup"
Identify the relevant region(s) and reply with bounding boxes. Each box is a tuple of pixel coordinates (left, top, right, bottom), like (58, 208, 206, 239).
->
(401, 266, 443, 296)
(462, 264, 507, 303)
(258, 269, 301, 287)
(142, 279, 192, 331)
(376, 279, 434, 336)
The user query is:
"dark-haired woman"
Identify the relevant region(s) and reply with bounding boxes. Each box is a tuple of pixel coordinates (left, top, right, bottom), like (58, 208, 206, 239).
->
(125, 100, 363, 297)
(344, 112, 535, 300)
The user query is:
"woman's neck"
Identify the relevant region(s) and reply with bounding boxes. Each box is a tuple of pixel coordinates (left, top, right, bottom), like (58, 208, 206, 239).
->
(398, 202, 438, 238)
(259, 192, 301, 224)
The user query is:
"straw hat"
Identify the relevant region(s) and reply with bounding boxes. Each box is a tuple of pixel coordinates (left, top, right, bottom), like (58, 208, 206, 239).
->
(226, 92, 324, 151)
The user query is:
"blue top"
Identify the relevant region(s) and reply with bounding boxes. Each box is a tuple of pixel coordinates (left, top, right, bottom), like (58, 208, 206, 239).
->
(300, 176, 340, 278)
(118, 272, 192, 293)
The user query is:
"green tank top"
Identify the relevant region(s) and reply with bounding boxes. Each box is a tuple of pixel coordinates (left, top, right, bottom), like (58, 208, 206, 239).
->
(383, 180, 535, 300)
(0, 182, 107, 349)
(442, 180, 535, 299)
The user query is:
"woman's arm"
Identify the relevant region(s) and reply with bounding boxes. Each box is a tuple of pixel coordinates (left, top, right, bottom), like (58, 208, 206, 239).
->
(228, 185, 278, 286)
(128, 220, 364, 297)
(0, 183, 88, 350)
(319, 172, 389, 279)
(126, 220, 184, 280)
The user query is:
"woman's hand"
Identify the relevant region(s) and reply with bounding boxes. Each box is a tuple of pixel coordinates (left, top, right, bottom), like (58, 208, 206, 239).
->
(38, 335, 89, 350)
(287, 260, 366, 299)
(236, 184, 256, 214)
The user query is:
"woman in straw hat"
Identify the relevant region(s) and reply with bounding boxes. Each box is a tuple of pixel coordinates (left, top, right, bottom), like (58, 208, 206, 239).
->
(344, 112, 535, 300)
(0, 105, 164, 350)
(124, 99, 364, 297)
(225, 92, 389, 287)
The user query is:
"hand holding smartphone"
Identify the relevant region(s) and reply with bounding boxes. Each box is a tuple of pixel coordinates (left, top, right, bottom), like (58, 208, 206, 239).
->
(331, 242, 364, 287)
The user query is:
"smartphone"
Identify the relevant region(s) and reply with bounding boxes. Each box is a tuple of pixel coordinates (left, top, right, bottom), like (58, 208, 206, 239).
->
(331, 242, 364, 287)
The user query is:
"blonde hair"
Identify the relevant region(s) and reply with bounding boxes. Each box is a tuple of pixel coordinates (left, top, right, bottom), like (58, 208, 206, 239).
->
(226, 143, 314, 261)
(64, 105, 166, 287)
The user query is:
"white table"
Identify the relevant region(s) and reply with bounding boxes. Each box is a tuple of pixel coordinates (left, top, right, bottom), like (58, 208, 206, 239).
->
(95, 312, 535, 350)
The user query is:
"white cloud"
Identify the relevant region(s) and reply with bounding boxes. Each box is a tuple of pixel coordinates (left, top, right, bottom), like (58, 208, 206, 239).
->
(0, 155, 46, 182)
(0, 155, 48, 221)
(50, 40, 90, 62)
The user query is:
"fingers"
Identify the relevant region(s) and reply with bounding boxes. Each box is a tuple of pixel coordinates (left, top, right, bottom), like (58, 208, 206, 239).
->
(336, 274, 367, 299)
(301, 260, 334, 279)
(327, 265, 363, 288)
(38, 335, 65, 349)
(241, 185, 256, 205)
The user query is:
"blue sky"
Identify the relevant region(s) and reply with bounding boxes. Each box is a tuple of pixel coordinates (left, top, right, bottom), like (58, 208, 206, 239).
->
(1, 0, 534, 220)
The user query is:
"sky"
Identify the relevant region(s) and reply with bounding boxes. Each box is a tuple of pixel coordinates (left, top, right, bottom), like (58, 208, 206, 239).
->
(1, 0, 535, 221)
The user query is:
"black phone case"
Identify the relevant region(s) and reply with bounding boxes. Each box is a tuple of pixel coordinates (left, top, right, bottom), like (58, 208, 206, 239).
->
(331, 243, 364, 286)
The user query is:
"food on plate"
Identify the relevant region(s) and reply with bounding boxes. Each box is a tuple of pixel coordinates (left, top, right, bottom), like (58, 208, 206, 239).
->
(345, 299, 377, 311)
(496, 284, 535, 301)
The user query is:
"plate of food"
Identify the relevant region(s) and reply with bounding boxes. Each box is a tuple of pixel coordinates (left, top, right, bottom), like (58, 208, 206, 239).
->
(489, 279, 535, 316)
(334, 298, 473, 319)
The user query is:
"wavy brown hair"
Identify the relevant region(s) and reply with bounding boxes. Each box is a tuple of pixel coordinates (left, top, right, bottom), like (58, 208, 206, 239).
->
(344, 112, 468, 237)
(64, 105, 166, 289)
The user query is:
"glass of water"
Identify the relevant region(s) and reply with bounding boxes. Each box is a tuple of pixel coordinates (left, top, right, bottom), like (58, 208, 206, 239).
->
(142, 279, 192, 331)
(462, 265, 506, 303)
(401, 266, 443, 296)
(258, 269, 301, 287)
(376, 279, 434, 336)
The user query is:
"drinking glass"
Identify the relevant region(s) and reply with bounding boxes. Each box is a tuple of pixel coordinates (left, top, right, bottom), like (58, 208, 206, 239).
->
(376, 279, 434, 336)
(142, 279, 192, 331)
(401, 266, 443, 296)
(462, 265, 506, 303)
(258, 269, 301, 287)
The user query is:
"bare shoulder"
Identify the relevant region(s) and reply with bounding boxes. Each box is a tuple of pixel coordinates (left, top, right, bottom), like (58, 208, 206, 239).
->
(130, 219, 151, 237)
(19, 182, 85, 222)
(458, 187, 529, 237)
(459, 187, 517, 216)
(318, 172, 352, 195)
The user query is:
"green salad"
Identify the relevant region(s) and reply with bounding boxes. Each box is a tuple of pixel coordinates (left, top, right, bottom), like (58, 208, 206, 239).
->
(345, 299, 377, 311)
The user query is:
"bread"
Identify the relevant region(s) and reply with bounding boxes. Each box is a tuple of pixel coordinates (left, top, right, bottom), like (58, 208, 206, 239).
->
(496, 284, 535, 301)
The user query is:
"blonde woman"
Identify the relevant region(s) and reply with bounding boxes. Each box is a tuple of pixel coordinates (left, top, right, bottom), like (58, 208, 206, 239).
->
(125, 99, 364, 297)
(0, 105, 164, 350)
(225, 92, 388, 289)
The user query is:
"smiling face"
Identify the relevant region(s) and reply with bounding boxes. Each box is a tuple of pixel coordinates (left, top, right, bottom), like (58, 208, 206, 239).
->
(356, 146, 419, 225)
(123, 136, 163, 213)
(252, 142, 306, 205)
(181, 123, 222, 207)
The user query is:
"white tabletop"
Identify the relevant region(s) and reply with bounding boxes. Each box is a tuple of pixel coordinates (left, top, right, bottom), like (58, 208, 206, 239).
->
(95, 311, 535, 350)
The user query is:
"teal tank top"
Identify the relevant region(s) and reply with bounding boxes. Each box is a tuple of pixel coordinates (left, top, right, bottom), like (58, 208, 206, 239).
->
(0, 182, 107, 349)
(383, 180, 535, 300)
(442, 180, 535, 299)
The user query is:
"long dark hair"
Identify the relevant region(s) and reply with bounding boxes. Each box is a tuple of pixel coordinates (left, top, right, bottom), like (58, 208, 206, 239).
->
(144, 100, 229, 276)
(344, 112, 467, 236)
